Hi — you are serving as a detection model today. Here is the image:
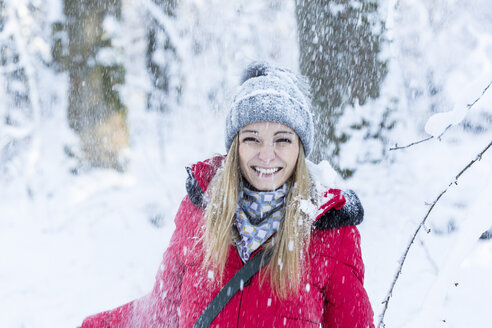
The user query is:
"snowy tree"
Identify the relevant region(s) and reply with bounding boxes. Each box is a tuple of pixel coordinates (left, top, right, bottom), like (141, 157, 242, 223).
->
(0, 3, 31, 130)
(296, 0, 388, 176)
(1, 0, 62, 181)
(2, 1, 492, 327)
(53, 0, 128, 171)
(145, 0, 181, 112)
(1, 1, 33, 179)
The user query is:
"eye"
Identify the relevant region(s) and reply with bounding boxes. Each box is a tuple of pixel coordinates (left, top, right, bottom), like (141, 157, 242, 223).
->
(242, 137, 259, 143)
(274, 138, 292, 144)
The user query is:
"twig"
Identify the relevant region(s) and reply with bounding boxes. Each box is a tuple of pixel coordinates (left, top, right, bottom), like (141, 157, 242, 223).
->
(389, 81, 492, 151)
(389, 136, 434, 151)
(419, 238, 439, 275)
(467, 81, 491, 109)
(378, 138, 492, 328)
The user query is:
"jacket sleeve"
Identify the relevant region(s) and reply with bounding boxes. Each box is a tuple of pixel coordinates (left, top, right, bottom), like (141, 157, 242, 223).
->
(322, 226, 375, 328)
(81, 196, 196, 328)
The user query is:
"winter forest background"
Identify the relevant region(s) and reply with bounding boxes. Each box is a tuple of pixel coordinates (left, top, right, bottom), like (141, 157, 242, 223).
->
(1, 0, 491, 327)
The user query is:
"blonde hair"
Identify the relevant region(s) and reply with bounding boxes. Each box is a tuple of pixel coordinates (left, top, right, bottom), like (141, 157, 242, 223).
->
(202, 135, 315, 298)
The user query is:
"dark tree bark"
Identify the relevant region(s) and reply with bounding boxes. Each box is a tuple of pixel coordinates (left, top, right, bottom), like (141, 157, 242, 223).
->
(57, 0, 128, 170)
(296, 0, 387, 176)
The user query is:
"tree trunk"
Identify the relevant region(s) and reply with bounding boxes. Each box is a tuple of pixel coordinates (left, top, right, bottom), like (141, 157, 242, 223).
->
(63, 0, 128, 170)
(296, 0, 387, 177)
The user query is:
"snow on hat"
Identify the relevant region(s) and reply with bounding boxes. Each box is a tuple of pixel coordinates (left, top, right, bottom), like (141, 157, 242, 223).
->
(225, 62, 314, 156)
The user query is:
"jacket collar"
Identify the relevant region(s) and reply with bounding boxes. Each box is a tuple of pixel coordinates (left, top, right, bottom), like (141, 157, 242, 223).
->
(185, 156, 364, 229)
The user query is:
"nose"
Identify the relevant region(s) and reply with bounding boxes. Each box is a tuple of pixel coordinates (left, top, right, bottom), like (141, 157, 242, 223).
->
(258, 143, 276, 163)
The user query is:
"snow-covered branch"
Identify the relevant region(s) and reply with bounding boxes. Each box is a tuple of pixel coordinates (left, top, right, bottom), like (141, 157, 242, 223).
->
(1, 2, 38, 150)
(389, 80, 492, 151)
(139, 0, 183, 55)
(6, 2, 42, 126)
(377, 138, 492, 328)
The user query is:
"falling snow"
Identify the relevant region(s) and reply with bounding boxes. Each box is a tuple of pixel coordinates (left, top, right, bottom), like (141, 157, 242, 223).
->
(0, 0, 491, 327)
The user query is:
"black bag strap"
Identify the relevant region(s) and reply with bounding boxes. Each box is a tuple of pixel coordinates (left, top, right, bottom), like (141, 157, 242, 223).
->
(193, 248, 272, 328)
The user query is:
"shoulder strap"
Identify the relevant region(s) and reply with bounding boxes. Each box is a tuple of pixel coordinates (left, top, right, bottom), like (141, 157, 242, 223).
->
(193, 248, 272, 328)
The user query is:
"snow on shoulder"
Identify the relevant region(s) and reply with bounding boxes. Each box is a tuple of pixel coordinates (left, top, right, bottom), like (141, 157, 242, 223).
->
(306, 159, 343, 191)
(298, 160, 345, 220)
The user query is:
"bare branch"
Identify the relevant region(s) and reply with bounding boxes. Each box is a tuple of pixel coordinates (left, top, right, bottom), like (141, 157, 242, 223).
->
(419, 238, 439, 275)
(467, 80, 492, 109)
(389, 136, 434, 151)
(455, 142, 492, 180)
(378, 138, 492, 328)
(389, 81, 492, 151)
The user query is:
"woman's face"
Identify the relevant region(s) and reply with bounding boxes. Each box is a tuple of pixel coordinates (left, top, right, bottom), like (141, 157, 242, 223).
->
(238, 122, 300, 191)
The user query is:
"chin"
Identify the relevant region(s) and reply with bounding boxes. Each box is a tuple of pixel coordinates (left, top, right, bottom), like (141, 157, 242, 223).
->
(249, 180, 282, 191)
(255, 185, 277, 191)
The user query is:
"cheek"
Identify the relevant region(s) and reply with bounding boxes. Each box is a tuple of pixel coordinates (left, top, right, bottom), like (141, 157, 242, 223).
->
(284, 145, 299, 169)
(238, 145, 252, 172)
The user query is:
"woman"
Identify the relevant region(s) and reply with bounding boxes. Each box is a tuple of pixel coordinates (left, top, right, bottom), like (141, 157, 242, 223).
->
(81, 62, 374, 327)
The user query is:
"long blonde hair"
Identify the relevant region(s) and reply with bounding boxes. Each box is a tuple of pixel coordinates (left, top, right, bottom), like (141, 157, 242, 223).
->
(201, 134, 315, 298)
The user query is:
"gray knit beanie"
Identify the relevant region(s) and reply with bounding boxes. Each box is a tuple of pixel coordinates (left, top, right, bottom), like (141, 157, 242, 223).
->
(225, 62, 314, 156)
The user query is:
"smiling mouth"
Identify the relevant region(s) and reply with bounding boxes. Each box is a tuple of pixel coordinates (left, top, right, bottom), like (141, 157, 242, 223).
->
(252, 166, 282, 175)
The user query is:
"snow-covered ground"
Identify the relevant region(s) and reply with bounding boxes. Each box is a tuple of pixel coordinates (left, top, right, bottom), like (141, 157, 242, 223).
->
(1, 0, 491, 327)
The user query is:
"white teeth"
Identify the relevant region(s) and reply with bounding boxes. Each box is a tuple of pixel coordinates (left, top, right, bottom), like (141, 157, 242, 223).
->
(254, 167, 280, 175)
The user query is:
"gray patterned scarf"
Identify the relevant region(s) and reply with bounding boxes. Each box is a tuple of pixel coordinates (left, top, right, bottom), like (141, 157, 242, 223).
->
(234, 184, 288, 262)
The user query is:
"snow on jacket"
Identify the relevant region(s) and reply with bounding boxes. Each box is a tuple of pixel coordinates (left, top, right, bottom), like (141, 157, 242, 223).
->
(81, 156, 374, 328)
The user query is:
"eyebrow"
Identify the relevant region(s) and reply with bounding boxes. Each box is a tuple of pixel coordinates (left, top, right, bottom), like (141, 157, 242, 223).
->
(240, 130, 258, 134)
(239, 130, 294, 135)
(274, 131, 294, 136)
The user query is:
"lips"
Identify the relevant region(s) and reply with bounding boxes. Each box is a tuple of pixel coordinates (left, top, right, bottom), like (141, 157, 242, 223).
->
(252, 166, 282, 175)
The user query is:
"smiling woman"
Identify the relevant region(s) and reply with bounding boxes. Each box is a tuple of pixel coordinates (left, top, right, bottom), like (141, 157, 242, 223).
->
(238, 122, 299, 191)
(81, 62, 374, 328)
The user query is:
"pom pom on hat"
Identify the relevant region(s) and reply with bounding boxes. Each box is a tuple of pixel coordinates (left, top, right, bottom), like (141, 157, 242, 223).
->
(225, 62, 314, 156)
(240, 62, 270, 84)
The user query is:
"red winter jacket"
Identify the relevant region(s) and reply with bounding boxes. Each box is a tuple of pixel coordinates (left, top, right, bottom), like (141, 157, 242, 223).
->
(82, 157, 374, 328)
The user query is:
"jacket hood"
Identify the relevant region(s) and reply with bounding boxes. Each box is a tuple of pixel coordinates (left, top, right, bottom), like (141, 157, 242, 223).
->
(185, 156, 364, 229)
